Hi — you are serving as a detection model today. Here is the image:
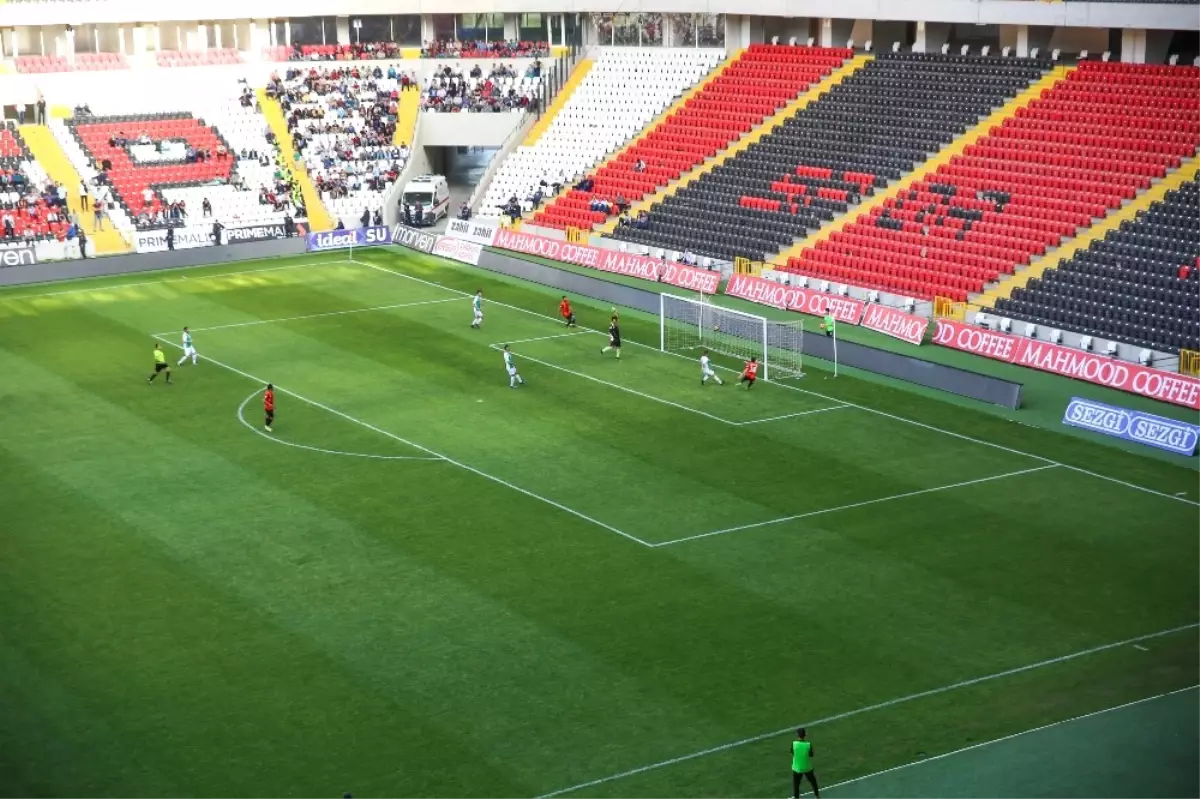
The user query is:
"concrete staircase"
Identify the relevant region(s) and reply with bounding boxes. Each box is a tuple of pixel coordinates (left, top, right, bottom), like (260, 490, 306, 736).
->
(256, 88, 334, 232)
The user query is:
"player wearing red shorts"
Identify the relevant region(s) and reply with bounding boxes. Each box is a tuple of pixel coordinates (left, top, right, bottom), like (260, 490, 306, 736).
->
(559, 296, 576, 327)
(740, 356, 759, 389)
(264, 383, 275, 432)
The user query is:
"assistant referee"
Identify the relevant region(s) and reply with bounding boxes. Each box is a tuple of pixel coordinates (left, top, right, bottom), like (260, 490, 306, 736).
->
(791, 728, 820, 798)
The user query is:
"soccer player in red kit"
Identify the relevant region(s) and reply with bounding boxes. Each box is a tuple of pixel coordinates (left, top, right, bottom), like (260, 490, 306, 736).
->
(264, 383, 275, 432)
(740, 356, 759, 389)
(559, 296, 576, 327)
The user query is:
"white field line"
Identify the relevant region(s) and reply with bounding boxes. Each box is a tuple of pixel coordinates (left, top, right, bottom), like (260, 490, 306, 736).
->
(153, 336, 653, 548)
(0, 258, 345, 302)
(653, 464, 1060, 547)
(235, 390, 444, 461)
(533, 622, 1200, 798)
(495, 343, 738, 427)
(350, 255, 1199, 509)
(732, 405, 851, 425)
(153, 297, 458, 336)
(495, 330, 594, 347)
(821, 685, 1200, 795)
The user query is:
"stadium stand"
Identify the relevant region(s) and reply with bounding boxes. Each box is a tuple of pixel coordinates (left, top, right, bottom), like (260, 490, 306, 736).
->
(479, 48, 724, 216)
(610, 53, 1048, 264)
(534, 44, 854, 230)
(156, 48, 243, 67)
(781, 61, 1200, 301)
(993, 177, 1200, 354)
(273, 64, 408, 227)
(421, 61, 543, 113)
(0, 122, 71, 245)
(49, 79, 299, 234)
(422, 40, 550, 59)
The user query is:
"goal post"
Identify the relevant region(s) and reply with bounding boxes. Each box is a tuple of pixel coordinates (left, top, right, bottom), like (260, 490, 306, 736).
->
(659, 293, 804, 380)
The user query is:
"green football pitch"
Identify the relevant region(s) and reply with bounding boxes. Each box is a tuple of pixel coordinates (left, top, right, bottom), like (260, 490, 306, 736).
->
(1, 248, 1196, 797)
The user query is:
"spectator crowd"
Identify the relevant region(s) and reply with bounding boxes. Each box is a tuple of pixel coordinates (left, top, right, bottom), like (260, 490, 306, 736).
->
(421, 62, 542, 113)
(289, 41, 402, 62)
(421, 39, 550, 59)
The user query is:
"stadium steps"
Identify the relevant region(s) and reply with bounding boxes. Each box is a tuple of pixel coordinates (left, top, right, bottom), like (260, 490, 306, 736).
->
(596, 54, 873, 236)
(976, 155, 1200, 308)
(256, 88, 334, 233)
(393, 88, 420, 147)
(521, 58, 593, 147)
(769, 66, 1072, 268)
(19, 123, 130, 254)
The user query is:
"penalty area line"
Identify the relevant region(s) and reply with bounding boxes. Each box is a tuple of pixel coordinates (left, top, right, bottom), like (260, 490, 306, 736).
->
(732, 405, 851, 425)
(653, 464, 1059, 547)
(152, 336, 652, 548)
(153, 296, 459, 336)
(534, 622, 1200, 798)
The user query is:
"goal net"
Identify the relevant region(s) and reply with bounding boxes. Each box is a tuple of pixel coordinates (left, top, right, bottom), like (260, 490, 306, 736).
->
(660, 293, 804, 380)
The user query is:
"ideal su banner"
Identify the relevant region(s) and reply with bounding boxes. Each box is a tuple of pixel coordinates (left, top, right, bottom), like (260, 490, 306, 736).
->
(306, 226, 391, 252)
(934, 319, 1200, 410)
(492, 228, 720, 295)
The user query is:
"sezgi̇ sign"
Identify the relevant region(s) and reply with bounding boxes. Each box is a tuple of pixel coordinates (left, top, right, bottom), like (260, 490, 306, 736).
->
(1062, 396, 1200, 456)
(133, 225, 214, 254)
(392, 223, 436, 254)
(225, 223, 289, 244)
(0, 244, 38, 267)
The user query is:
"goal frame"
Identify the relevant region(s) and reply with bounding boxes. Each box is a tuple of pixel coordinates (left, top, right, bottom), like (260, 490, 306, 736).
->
(658, 292, 804, 382)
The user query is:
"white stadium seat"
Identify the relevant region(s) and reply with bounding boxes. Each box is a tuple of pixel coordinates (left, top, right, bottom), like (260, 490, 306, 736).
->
(479, 48, 724, 215)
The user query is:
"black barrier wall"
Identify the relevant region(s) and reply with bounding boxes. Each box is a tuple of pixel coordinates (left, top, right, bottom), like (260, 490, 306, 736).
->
(0, 238, 309, 287)
(474, 248, 1024, 409)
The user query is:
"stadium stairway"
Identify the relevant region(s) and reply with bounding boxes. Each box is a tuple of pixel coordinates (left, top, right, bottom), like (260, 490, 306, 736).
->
(770, 67, 1071, 268)
(394, 88, 420, 147)
(597, 54, 873, 235)
(976, 155, 1200, 308)
(19, 123, 129, 254)
(521, 58, 594, 147)
(256, 88, 334, 232)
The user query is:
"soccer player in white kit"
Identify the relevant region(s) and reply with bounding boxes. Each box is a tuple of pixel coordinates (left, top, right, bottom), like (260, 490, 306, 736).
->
(471, 289, 483, 329)
(700, 349, 723, 386)
(177, 326, 199, 366)
(502, 344, 525, 388)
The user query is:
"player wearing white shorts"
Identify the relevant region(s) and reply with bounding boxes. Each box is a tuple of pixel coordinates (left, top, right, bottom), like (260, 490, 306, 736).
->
(502, 344, 525, 388)
(177, 326, 198, 366)
(471, 289, 483, 329)
(700, 349, 723, 386)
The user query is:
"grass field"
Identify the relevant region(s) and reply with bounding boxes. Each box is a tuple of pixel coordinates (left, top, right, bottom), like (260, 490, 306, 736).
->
(1, 247, 1197, 797)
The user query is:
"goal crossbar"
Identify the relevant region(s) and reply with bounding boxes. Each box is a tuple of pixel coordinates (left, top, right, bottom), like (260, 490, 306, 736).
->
(659, 293, 804, 380)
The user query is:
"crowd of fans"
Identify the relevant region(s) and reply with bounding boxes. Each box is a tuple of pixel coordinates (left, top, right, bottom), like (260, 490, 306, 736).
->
(421, 62, 542, 113)
(268, 65, 409, 219)
(288, 41, 402, 62)
(421, 39, 550, 59)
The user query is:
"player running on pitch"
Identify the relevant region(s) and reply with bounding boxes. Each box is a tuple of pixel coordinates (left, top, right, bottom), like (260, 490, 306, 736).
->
(471, 289, 484, 329)
(740, 356, 759, 389)
(147, 342, 172, 384)
(601, 312, 621, 359)
(559, 296, 577, 327)
(263, 383, 276, 432)
(700, 349, 723, 386)
(177, 326, 199, 366)
(502, 344, 526, 388)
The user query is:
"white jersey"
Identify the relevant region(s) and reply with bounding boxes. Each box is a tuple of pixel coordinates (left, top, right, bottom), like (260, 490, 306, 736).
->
(182, 331, 193, 350)
(700, 354, 714, 375)
(503, 350, 517, 374)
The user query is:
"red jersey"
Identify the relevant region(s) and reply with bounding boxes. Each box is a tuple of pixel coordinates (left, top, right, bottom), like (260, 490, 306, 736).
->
(263, 390, 275, 411)
(560, 299, 572, 318)
(743, 360, 759, 379)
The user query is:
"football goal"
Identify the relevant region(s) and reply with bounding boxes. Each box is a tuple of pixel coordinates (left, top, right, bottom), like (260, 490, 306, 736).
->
(660, 293, 804, 380)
